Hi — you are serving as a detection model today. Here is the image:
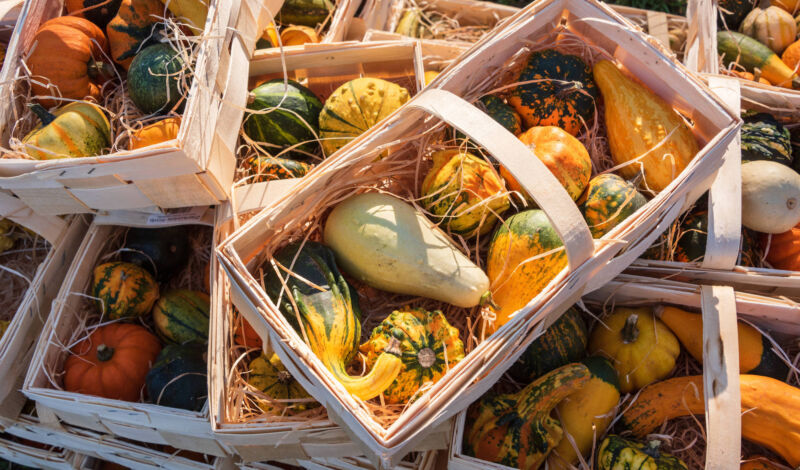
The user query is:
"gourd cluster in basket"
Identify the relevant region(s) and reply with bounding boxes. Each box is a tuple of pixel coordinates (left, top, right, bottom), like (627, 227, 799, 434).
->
(643, 109, 800, 269)
(247, 33, 708, 427)
(0, 220, 49, 338)
(6, 0, 209, 159)
(390, 0, 498, 43)
(53, 226, 211, 413)
(462, 302, 800, 470)
(717, 0, 800, 89)
(256, 0, 338, 49)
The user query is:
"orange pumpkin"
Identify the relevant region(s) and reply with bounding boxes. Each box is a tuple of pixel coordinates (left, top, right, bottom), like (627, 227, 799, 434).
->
(782, 39, 800, 72)
(106, 0, 164, 69)
(26, 16, 112, 107)
(233, 315, 262, 350)
(501, 126, 592, 201)
(762, 222, 800, 270)
(129, 116, 181, 149)
(63, 323, 162, 401)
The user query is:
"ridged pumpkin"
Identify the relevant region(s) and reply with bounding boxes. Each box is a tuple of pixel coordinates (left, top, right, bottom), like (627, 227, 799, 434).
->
(263, 241, 402, 400)
(593, 60, 699, 192)
(588, 307, 680, 393)
(318, 77, 410, 156)
(127, 43, 186, 115)
(23, 101, 111, 160)
(64, 323, 162, 401)
(486, 210, 567, 332)
(145, 344, 207, 411)
(243, 79, 323, 159)
(247, 353, 315, 413)
(507, 307, 588, 383)
(762, 222, 800, 270)
(620, 374, 800, 467)
(129, 116, 181, 149)
(741, 113, 793, 166)
(658, 305, 789, 379)
(421, 150, 510, 237)
(578, 173, 647, 238)
(242, 156, 312, 182)
(465, 363, 591, 470)
(152, 290, 210, 345)
(500, 126, 592, 201)
(92, 261, 160, 320)
(508, 49, 597, 136)
(27, 16, 112, 107)
(66, 0, 123, 28)
(106, 0, 164, 69)
(740, 0, 797, 54)
(597, 435, 687, 470)
(548, 357, 621, 470)
(360, 308, 465, 404)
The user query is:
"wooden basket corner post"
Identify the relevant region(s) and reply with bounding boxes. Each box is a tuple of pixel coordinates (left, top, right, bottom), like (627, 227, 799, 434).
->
(218, 0, 740, 465)
(0, 0, 244, 215)
(19, 211, 234, 458)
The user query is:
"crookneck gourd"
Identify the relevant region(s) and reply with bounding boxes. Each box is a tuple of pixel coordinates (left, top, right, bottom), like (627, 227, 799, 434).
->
(620, 374, 800, 468)
(588, 306, 680, 393)
(360, 308, 465, 404)
(263, 241, 402, 400)
(465, 363, 590, 470)
(657, 305, 788, 380)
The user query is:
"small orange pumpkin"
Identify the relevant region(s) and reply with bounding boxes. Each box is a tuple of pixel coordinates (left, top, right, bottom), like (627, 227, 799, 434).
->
(129, 116, 181, 149)
(27, 16, 113, 107)
(762, 222, 800, 270)
(501, 126, 592, 201)
(782, 39, 800, 72)
(63, 323, 162, 401)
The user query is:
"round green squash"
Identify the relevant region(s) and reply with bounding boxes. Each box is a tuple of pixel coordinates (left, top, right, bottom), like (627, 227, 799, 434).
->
(153, 290, 210, 345)
(507, 307, 588, 383)
(578, 173, 647, 238)
(128, 43, 186, 115)
(146, 344, 207, 411)
(360, 308, 465, 404)
(243, 79, 323, 159)
(741, 113, 793, 167)
(243, 155, 313, 182)
(598, 435, 687, 470)
(120, 226, 191, 281)
(277, 0, 334, 27)
(92, 261, 159, 320)
(508, 49, 597, 136)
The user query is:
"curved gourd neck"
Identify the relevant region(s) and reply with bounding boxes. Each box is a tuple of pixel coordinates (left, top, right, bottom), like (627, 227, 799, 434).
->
(324, 338, 403, 401)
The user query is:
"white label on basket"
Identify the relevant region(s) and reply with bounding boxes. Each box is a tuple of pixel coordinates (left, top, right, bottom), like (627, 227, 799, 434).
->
(145, 206, 208, 225)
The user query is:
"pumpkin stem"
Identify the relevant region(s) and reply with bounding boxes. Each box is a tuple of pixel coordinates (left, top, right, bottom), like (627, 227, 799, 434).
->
(556, 81, 582, 99)
(643, 439, 663, 459)
(479, 291, 499, 311)
(621, 314, 639, 344)
(87, 60, 115, 82)
(385, 337, 402, 356)
(28, 103, 56, 126)
(277, 370, 292, 385)
(417, 348, 436, 368)
(247, 92, 256, 105)
(96, 344, 114, 362)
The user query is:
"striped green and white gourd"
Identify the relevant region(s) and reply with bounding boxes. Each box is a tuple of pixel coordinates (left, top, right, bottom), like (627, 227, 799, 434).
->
(153, 290, 210, 345)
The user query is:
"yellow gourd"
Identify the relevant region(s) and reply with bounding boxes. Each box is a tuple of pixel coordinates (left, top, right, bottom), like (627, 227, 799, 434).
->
(593, 60, 699, 193)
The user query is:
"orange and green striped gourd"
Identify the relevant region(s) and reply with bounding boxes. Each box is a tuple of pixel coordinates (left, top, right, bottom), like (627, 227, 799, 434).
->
(465, 363, 591, 470)
(152, 290, 210, 345)
(578, 173, 647, 238)
(263, 241, 402, 400)
(247, 352, 316, 413)
(92, 261, 159, 320)
(486, 209, 566, 332)
(360, 307, 465, 404)
(23, 102, 111, 160)
(106, 0, 164, 69)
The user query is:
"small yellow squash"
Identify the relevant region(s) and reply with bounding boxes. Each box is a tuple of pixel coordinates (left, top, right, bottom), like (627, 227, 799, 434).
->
(129, 116, 181, 150)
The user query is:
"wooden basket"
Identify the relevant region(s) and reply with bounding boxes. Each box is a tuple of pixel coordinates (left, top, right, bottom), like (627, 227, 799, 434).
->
(0, 197, 87, 421)
(217, 0, 740, 465)
(447, 273, 800, 469)
(629, 77, 800, 296)
(230, 40, 424, 191)
(0, 0, 246, 215)
(210, 182, 450, 462)
(361, 31, 470, 76)
(21, 214, 230, 457)
(0, 426, 82, 470)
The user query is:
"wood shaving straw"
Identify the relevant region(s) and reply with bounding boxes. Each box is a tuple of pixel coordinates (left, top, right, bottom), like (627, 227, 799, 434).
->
(0, 225, 49, 322)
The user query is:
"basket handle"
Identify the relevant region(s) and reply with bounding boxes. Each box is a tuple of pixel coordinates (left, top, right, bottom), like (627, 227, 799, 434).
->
(407, 88, 594, 270)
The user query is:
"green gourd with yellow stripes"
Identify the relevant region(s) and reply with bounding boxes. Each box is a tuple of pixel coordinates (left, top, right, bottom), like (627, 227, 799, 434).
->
(153, 290, 210, 345)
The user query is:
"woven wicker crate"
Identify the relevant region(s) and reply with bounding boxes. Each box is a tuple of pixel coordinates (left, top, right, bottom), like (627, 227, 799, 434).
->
(447, 273, 799, 469)
(0, 426, 82, 470)
(217, 0, 740, 465)
(0, 198, 87, 420)
(22, 213, 230, 457)
(0, 0, 245, 215)
(211, 182, 450, 462)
